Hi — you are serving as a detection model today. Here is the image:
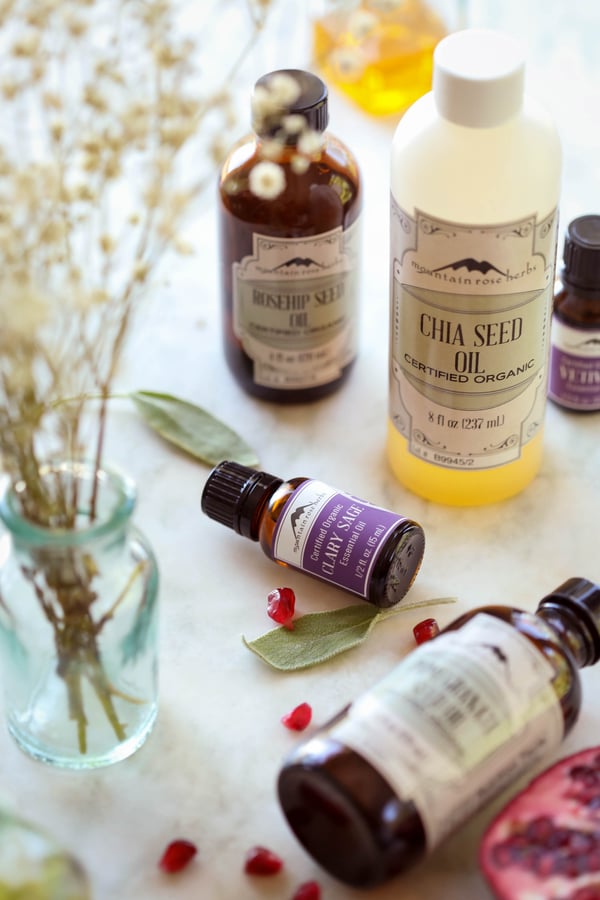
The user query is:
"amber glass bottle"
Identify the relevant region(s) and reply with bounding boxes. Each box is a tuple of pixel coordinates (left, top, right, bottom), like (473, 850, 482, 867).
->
(201, 461, 425, 608)
(548, 215, 600, 411)
(218, 69, 361, 403)
(278, 577, 600, 888)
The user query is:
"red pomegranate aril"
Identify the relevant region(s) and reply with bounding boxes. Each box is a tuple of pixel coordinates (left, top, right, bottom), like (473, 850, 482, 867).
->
(158, 839, 197, 873)
(281, 702, 312, 732)
(244, 845, 283, 876)
(292, 880, 322, 900)
(413, 617, 440, 645)
(267, 587, 296, 629)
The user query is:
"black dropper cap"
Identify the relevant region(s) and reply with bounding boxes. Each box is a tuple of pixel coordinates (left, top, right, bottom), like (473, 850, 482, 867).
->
(562, 215, 600, 291)
(537, 577, 600, 664)
(252, 69, 329, 140)
(201, 461, 283, 541)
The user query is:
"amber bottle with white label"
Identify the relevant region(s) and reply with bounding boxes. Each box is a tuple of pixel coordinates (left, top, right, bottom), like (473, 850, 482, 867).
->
(388, 29, 561, 504)
(278, 577, 600, 888)
(218, 69, 361, 403)
(201, 460, 424, 608)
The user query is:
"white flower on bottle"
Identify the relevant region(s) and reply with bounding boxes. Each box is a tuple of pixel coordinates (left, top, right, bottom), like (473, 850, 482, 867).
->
(331, 46, 366, 81)
(297, 129, 324, 158)
(366, 0, 402, 12)
(348, 9, 378, 39)
(248, 160, 286, 200)
(266, 72, 301, 107)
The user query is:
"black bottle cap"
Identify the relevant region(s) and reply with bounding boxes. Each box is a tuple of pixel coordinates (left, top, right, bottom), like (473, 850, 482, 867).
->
(201, 461, 283, 541)
(562, 215, 600, 290)
(538, 577, 600, 664)
(252, 69, 329, 139)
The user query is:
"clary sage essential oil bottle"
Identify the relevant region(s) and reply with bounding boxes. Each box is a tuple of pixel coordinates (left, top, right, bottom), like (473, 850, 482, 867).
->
(278, 577, 600, 888)
(218, 69, 362, 402)
(201, 461, 424, 608)
(388, 29, 561, 505)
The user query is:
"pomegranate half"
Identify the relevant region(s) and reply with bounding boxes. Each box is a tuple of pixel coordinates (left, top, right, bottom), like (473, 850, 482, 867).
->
(480, 747, 600, 900)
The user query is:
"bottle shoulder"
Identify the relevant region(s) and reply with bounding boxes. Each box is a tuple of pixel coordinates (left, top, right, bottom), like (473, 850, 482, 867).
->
(220, 131, 361, 185)
(219, 131, 362, 230)
(554, 285, 600, 327)
(390, 96, 561, 221)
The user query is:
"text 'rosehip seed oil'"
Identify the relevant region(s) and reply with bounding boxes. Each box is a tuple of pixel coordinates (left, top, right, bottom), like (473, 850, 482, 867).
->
(201, 461, 425, 608)
(277, 578, 600, 888)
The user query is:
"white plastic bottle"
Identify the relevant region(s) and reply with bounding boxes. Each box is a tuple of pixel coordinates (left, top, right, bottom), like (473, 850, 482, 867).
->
(388, 29, 561, 505)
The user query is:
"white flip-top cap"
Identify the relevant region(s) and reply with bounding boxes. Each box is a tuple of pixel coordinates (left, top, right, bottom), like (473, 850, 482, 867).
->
(433, 29, 526, 128)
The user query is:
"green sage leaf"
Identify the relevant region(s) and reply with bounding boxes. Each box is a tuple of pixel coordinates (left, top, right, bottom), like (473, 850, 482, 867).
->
(242, 597, 457, 671)
(131, 390, 259, 467)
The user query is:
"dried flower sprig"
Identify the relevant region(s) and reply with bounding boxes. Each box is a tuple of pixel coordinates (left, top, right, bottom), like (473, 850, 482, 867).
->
(0, 0, 275, 754)
(0, 0, 272, 516)
(225, 70, 325, 202)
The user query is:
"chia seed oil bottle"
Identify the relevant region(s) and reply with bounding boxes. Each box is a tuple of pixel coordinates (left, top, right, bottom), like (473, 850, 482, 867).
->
(388, 29, 561, 504)
(278, 577, 600, 888)
(218, 69, 362, 402)
(201, 461, 425, 608)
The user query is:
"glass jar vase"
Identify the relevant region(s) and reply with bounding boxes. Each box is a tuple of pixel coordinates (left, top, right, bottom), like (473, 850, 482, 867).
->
(0, 460, 159, 768)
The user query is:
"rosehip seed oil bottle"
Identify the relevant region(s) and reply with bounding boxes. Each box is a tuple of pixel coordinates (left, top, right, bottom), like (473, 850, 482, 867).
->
(218, 69, 362, 403)
(278, 578, 600, 888)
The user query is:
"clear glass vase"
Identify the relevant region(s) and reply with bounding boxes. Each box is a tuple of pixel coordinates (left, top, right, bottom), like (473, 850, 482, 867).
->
(0, 461, 159, 769)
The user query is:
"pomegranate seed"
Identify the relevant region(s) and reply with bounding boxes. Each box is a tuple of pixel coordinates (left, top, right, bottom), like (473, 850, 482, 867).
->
(292, 880, 322, 900)
(244, 845, 283, 876)
(281, 702, 312, 731)
(158, 839, 197, 873)
(413, 617, 440, 645)
(267, 587, 296, 629)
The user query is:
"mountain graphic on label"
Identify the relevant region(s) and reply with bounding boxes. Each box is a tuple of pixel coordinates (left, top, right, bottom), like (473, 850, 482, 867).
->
(273, 257, 324, 270)
(432, 258, 507, 276)
(290, 500, 319, 538)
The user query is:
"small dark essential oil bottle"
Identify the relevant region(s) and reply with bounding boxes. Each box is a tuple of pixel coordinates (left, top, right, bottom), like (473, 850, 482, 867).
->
(218, 69, 362, 403)
(277, 577, 600, 888)
(201, 461, 425, 608)
(548, 215, 600, 411)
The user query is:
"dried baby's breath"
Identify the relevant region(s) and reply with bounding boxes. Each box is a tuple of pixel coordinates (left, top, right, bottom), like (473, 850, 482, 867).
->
(249, 160, 286, 200)
(0, 1, 277, 750)
(247, 70, 328, 201)
(0, 0, 276, 514)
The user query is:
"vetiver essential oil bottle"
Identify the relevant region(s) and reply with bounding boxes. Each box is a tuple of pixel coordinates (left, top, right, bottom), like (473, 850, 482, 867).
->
(388, 29, 561, 505)
(277, 577, 600, 888)
(201, 461, 425, 608)
(548, 215, 600, 411)
(218, 69, 362, 403)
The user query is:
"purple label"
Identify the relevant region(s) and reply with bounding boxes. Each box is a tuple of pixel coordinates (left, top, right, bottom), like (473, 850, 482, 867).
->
(272, 480, 404, 597)
(549, 346, 600, 410)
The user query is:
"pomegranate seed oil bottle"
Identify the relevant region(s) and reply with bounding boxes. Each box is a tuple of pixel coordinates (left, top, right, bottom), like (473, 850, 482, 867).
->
(388, 29, 561, 505)
(278, 577, 600, 888)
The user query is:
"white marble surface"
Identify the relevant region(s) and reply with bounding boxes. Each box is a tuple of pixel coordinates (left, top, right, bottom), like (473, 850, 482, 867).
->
(1, 5, 600, 899)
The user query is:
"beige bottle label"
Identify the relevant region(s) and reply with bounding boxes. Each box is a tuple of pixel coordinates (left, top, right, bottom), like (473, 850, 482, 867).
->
(334, 613, 563, 850)
(233, 221, 360, 389)
(390, 201, 558, 469)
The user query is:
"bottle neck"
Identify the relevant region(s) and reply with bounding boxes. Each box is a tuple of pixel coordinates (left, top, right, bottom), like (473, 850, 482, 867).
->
(560, 275, 600, 300)
(537, 601, 599, 668)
